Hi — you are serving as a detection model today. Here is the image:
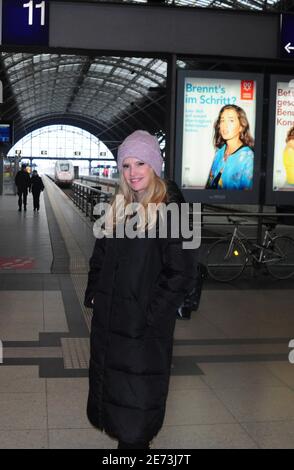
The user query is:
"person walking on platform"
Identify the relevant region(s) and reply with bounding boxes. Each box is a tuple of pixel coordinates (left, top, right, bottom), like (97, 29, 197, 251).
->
(30, 170, 44, 211)
(15, 163, 31, 211)
(84, 130, 198, 450)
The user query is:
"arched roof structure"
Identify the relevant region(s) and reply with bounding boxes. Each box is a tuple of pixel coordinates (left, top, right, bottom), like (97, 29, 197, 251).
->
(0, 54, 167, 153)
(65, 0, 282, 12)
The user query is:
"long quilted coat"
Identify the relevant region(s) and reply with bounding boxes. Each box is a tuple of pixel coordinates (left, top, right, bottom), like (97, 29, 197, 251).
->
(84, 182, 198, 444)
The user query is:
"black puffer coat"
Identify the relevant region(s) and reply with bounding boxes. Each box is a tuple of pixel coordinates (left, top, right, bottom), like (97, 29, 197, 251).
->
(30, 175, 44, 194)
(15, 169, 31, 191)
(84, 182, 198, 444)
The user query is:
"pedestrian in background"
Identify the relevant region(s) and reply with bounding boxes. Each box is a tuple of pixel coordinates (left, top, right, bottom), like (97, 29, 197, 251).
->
(84, 130, 198, 449)
(15, 163, 31, 211)
(30, 170, 44, 211)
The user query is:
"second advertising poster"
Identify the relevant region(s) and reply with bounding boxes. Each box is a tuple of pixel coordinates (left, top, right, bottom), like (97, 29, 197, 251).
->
(272, 79, 294, 192)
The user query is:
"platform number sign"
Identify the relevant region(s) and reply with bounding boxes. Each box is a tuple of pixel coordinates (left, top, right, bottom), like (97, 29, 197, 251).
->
(2, 0, 49, 46)
(23, 1, 46, 26)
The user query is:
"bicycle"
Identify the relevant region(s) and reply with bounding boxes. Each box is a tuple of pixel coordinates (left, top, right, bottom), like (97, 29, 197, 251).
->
(206, 216, 294, 282)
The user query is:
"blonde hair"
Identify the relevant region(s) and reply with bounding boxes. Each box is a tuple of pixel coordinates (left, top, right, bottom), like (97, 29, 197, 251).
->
(104, 171, 167, 234)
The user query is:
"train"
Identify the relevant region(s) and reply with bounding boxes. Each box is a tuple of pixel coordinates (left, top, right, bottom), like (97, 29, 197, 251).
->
(53, 160, 75, 186)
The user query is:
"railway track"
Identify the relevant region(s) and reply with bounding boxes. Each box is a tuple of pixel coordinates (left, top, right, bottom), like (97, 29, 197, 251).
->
(61, 187, 74, 201)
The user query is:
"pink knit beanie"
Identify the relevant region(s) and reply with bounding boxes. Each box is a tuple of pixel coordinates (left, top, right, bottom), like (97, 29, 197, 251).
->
(117, 130, 163, 177)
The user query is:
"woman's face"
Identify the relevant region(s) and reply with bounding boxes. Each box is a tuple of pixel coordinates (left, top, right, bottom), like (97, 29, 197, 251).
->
(219, 108, 242, 142)
(122, 157, 153, 194)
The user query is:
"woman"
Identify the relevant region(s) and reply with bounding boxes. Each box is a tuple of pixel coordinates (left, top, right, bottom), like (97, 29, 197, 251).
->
(84, 130, 198, 449)
(206, 104, 254, 190)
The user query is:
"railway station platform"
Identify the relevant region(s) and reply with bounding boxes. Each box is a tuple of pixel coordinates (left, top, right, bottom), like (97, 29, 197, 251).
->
(0, 176, 294, 449)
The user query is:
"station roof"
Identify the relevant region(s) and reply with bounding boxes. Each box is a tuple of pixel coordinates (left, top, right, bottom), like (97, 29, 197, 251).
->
(1, 53, 167, 150)
(0, 0, 286, 151)
(76, 0, 281, 11)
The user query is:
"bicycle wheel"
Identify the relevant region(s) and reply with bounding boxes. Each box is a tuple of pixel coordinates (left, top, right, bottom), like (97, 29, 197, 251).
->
(265, 236, 294, 280)
(206, 238, 247, 282)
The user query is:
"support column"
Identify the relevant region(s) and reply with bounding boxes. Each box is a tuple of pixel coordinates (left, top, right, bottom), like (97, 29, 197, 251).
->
(165, 54, 177, 180)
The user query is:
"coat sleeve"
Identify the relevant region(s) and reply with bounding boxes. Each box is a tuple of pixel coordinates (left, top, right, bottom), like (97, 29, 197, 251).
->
(84, 237, 106, 308)
(146, 236, 198, 327)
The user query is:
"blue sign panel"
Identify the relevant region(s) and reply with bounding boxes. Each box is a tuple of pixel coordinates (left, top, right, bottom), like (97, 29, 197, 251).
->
(2, 0, 49, 46)
(0, 124, 11, 143)
(280, 13, 294, 58)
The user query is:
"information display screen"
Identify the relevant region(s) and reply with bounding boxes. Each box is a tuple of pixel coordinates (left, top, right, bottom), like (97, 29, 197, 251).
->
(0, 123, 12, 144)
(175, 70, 263, 204)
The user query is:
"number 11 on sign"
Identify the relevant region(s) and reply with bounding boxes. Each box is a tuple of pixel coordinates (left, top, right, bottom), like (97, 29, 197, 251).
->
(23, 1, 46, 26)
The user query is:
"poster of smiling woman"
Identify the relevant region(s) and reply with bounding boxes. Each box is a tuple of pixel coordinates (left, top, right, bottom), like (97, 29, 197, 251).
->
(179, 73, 257, 191)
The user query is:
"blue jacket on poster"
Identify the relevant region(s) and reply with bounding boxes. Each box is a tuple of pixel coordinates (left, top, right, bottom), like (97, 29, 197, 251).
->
(206, 144, 254, 190)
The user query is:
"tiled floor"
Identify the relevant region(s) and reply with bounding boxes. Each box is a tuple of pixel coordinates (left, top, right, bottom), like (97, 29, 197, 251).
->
(1, 178, 294, 448)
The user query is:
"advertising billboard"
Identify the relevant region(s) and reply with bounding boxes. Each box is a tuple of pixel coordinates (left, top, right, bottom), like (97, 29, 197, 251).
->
(266, 75, 294, 205)
(175, 70, 263, 204)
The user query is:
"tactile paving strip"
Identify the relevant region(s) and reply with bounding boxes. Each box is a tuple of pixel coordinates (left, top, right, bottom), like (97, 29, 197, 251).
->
(71, 274, 92, 332)
(61, 337, 90, 369)
(44, 177, 88, 274)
